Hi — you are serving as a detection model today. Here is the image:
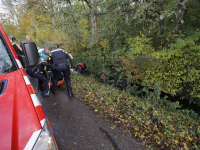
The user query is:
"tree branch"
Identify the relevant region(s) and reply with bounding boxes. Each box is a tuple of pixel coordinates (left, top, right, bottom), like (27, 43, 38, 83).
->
(82, 0, 92, 9)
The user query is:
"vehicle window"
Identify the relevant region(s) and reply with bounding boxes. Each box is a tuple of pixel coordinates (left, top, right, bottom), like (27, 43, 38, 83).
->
(0, 36, 17, 76)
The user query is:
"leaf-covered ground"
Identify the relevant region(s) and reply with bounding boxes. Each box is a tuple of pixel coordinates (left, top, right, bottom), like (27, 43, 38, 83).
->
(62, 73, 200, 150)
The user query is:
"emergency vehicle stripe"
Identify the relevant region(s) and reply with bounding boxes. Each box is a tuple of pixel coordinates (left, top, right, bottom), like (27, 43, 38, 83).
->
(45, 113, 53, 131)
(51, 49, 64, 52)
(47, 118, 53, 130)
(23, 130, 42, 150)
(30, 94, 42, 107)
(21, 70, 47, 149)
(15, 59, 22, 68)
(40, 119, 45, 127)
(22, 73, 45, 125)
(23, 76, 31, 85)
(35, 106, 45, 124)
(27, 84, 35, 94)
(22, 70, 35, 94)
(21, 69, 27, 76)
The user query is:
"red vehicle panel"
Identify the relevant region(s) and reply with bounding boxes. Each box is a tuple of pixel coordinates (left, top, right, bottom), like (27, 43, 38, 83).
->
(0, 24, 58, 150)
(0, 70, 42, 150)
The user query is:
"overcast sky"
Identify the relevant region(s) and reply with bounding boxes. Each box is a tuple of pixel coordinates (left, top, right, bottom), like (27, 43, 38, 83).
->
(0, 0, 3, 13)
(0, 0, 5, 13)
(0, 0, 8, 13)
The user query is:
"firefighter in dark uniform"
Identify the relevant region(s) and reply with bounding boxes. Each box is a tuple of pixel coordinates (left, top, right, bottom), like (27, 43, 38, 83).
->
(25, 62, 50, 97)
(48, 44, 73, 98)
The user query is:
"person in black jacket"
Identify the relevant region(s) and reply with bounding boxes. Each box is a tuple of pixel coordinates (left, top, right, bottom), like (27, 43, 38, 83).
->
(25, 62, 51, 97)
(11, 37, 23, 56)
(48, 44, 73, 98)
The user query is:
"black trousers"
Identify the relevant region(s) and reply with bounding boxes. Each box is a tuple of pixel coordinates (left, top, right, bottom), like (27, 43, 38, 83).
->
(52, 64, 72, 92)
(26, 67, 48, 91)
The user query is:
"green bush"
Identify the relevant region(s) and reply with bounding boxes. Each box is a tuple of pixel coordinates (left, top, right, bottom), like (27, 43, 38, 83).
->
(73, 31, 200, 105)
(120, 31, 200, 105)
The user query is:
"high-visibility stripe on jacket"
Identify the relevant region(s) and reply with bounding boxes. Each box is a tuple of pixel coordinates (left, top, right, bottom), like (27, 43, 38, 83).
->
(12, 42, 16, 46)
(49, 49, 73, 61)
(49, 49, 66, 63)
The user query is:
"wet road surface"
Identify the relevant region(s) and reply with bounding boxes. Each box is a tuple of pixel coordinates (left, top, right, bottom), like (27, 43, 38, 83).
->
(30, 77, 146, 150)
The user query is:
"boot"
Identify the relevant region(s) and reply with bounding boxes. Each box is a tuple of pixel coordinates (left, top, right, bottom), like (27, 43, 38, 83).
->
(43, 90, 49, 97)
(68, 91, 73, 99)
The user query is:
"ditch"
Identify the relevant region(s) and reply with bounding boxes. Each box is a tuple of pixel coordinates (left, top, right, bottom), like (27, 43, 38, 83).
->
(75, 69, 200, 116)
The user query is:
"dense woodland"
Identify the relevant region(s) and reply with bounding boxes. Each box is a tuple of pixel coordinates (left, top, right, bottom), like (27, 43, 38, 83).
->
(1, 0, 200, 104)
(1, 0, 200, 149)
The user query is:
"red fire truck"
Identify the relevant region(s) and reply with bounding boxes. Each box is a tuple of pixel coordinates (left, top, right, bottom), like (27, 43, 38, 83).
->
(0, 24, 58, 150)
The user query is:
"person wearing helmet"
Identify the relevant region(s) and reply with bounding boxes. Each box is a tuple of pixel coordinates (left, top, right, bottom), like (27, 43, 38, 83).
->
(77, 62, 87, 74)
(48, 44, 73, 98)
(11, 37, 23, 56)
(9, 35, 14, 43)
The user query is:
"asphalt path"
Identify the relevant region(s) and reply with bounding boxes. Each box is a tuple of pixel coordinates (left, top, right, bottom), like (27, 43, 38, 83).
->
(30, 77, 146, 150)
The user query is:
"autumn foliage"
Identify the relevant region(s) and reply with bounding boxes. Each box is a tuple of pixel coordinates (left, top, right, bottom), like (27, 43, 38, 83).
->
(69, 74, 200, 150)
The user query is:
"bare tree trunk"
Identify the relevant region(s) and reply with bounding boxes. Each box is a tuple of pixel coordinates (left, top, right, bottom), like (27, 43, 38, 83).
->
(160, 1, 164, 36)
(173, 0, 185, 36)
(90, 0, 97, 35)
(52, 17, 55, 27)
(160, 0, 164, 45)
